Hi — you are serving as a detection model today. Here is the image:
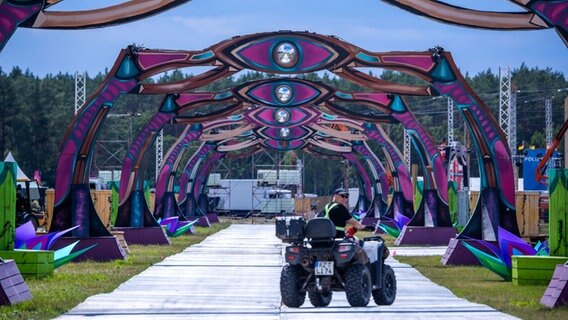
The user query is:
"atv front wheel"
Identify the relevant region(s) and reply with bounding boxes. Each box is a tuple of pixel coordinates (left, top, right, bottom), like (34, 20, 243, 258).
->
(344, 263, 371, 307)
(280, 265, 306, 307)
(308, 289, 332, 307)
(372, 264, 397, 305)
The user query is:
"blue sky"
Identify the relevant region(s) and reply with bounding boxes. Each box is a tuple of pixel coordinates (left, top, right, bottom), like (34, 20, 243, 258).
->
(1, 0, 566, 78)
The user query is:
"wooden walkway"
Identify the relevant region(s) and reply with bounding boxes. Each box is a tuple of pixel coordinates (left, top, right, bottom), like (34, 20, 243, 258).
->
(55, 225, 519, 319)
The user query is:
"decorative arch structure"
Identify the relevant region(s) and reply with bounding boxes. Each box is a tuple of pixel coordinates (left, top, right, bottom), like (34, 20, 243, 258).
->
(381, 0, 568, 46)
(0, 0, 192, 51)
(51, 31, 518, 252)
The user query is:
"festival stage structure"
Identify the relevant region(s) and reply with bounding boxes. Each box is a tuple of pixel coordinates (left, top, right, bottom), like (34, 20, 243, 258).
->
(44, 31, 518, 260)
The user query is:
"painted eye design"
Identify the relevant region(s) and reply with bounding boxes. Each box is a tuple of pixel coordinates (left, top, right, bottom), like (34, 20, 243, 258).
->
(238, 79, 328, 107)
(246, 107, 316, 127)
(229, 34, 346, 73)
(262, 139, 306, 151)
(257, 126, 313, 141)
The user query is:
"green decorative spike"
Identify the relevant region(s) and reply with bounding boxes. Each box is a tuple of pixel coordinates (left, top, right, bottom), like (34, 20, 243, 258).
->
(378, 223, 401, 238)
(462, 241, 511, 281)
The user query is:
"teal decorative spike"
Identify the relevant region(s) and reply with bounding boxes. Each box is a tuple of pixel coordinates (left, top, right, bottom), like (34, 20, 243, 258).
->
(462, 241, 511, 281)
(335, 92, 353, 100)
(430, 59, 455, 82)
(191, 50, 214, 61)
(116, 56, 139, 79)
(389, 96, 406, 113)
(356, 52, 380, 63)
(214, 92, 233, 100)
(160, 95, 178, 113)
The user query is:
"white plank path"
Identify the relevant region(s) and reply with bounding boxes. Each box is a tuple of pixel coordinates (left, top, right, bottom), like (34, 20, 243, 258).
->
(55, 224, 519, 320)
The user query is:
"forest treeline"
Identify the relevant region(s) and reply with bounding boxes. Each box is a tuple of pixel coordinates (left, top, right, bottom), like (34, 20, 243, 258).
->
(0, 65, 566, 195)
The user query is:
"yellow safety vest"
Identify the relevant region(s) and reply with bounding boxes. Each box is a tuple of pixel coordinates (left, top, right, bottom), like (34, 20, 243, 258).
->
(323, 203, 345, 232)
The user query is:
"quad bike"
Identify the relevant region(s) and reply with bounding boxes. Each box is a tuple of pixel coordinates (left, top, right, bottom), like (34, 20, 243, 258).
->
(276, 217, 397, 308)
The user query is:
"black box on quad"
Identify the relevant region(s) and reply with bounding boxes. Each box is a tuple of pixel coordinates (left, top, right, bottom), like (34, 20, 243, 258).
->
(275, 217, 306, 243)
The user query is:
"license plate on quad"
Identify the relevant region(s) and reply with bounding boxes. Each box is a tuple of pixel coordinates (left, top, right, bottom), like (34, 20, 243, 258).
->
(315, 261, 334, 275)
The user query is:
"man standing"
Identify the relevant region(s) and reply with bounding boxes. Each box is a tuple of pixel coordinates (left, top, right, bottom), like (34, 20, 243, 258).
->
(319, 188, 365, 238)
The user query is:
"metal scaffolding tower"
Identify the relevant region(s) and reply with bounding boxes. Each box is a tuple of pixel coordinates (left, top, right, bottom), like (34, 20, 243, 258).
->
(545, 98, 553, 147)
(155, 129, 163, 180)
(499, 67, 511, 143)
(509, 92, 517, 156)
(447, 97, 454, 144)
(403, 129, 411, 169)
(74, 71, 86, 115)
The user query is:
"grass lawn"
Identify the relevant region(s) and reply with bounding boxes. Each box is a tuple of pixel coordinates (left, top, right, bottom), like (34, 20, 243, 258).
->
(3, 221, 567, 320)
(395, 255, 568, 320)
(0, 222, 230, 320)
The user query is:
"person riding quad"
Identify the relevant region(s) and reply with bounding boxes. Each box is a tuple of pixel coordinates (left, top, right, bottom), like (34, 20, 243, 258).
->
(318, 188, 365, 238)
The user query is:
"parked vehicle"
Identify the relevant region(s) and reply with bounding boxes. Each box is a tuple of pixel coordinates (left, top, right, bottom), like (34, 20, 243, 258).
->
(276, 217, 397, 307)
(16, 179, 47, 230)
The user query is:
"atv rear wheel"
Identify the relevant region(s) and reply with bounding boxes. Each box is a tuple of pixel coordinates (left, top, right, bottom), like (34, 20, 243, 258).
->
(280, 265, 306, 307)
(308, 289, 332, 307)
(372, 264, 397, 305)
(344, 263, 371, 307)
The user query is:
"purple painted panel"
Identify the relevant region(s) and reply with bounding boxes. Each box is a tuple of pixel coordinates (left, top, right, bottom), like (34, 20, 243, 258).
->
(392, 110, 448, 203)
(177, 93, 216, 105)
(434, 81, 514, 208)
(118, 112, 175, 201)
(55, 78, 137, 205)
(532, 2, 568, 29)
(297, 39, 333, 70)
(366, 130, 413, 202)
(382, 55, 435, 71)
(248, 83, 274, 103)
(136, 52, 191, 71)
(258, 126, 311, 140)
(248, 82, 320, 106)
(0, 2, 42, 51)
(353, 144, 388, 203)
(352, 93, 391, 105)
(494, 140, 516, 206)
(155, 128, 201, 203)
(192, 152, 223, 198)
(237, 39, 273, 68)
(263, 139, 305, 150)
(178, 144, 215, 201)
(343, 153, 373, 201)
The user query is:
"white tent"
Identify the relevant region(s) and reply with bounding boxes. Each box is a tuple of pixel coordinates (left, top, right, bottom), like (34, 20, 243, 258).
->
(4, 151, 30, 182)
